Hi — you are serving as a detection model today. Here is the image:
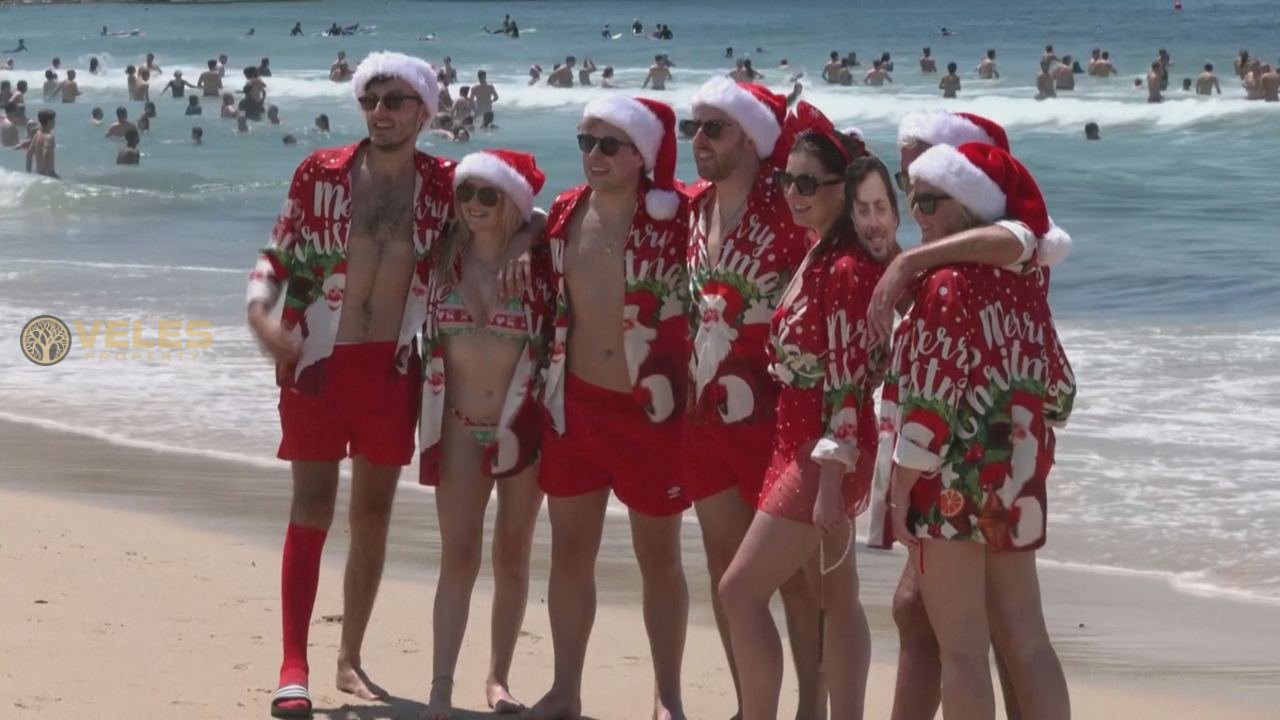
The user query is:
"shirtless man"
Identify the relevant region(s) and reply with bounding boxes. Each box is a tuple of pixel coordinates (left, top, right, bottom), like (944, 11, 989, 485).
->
(643, 55, 672, 90)
(1041, 45, 1059, 67)
(837, 59, 854, 86)
(1035, 59, 1056, 100)
(162, 70, 196, 99)
(525, 94, 690, 720)
(0, 102, 20, 147)
(133, 68, 151, 102)
(939, 62, 961, 98)
(1261, 65, 1280, 102)
(919, 47, 937, 73)
(104, 106, 136, 139)
(547, 56, 576, 88)
(578, 58, 599, 87)
(451, 86, 475, 128)
(1088, 48, 1102, 73)
(330, 51, 354, 82)
(242, 66, 268, 120)
(442, 56, 459, 84)
(145, 52, 162, 74)
(822, 51, 843, 84)
(1147, 60, 1163, 103)
(117, 127, 141, 165)
(195, 60, 222, 98)
(1243, 60, 1263, 100)
(681, 77, 824, 720)
(471, 70, 499, 129)
(1053, 55, 1075, 90)
(1196, 63, 1222, 95)
(978, 49, 999, 79)
(57, 70, 81, 103)
(1090, 50, 1117, 78)
(25, 109, 57, 178)
(217, 53, 229, 77)
(246, 51, 455, 719)
(864, 59, 893, 86)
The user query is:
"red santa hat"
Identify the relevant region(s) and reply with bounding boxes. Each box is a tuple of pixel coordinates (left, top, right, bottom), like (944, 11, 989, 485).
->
(908, 142, 1070, 254)
(690, 77, 786, 160)
(897, 110, 1010, 152)
(582, 95, 680, 220)
(773, 101, 850, 169)
(351, 51, 440, 116)
(454, 149, 546, 221)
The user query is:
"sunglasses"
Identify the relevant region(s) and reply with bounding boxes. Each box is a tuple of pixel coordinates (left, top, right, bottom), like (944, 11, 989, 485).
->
(910, 192, 952, 215)
(456, 183, 501, 207)
(678, 118, 734, 140)
(774, 170, 844, 197)
(577, 133, 636, 157)
(356, 93, 423, 112)
(894, 170, 911, 192)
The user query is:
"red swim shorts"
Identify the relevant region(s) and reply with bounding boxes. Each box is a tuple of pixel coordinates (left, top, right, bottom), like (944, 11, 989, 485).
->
(539, 373, 689, 517)
(277, 342, 420, 467)
(680, 420, 775, 506)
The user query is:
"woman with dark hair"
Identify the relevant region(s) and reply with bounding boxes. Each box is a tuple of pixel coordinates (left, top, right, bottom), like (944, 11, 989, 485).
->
(719, 102, 882, 720)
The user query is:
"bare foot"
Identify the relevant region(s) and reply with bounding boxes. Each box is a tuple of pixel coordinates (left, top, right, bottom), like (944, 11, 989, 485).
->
(421, 677, 454, 720)
(335, 662, 389, 702)
(524, 688, 582, 720)
(653, 700, 686, 720)
(486, 678, 524, 714)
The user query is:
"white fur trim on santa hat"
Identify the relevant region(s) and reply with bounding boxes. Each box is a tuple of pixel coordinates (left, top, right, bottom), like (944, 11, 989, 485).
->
(455, 152, 536, 220)
(1038, 217, 1072, 267)
(690, 77, 781, 159)
(898, 110, 994, 149)
(908, 144, 1006, 223)
(351, 51, 440, 117)
(582, 95, 663, 170)
(645, 188, 680, 220)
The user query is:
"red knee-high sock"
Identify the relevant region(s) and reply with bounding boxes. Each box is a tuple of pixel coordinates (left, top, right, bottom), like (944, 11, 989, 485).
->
(279, 522, 327, 688)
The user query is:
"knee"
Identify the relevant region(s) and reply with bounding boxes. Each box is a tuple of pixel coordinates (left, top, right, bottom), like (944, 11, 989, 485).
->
(348, 503, 393, 540)
(893, 589, 938, 652)
(718, 568, 764, 615)
(491, 534, 531, 586)
(441, 534, 484, 578)
(939, 643, 991, 676)
(291, 494, 336, 529)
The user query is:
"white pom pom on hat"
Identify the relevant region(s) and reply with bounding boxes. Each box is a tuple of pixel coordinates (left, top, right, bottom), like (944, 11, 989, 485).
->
(351, 51, 440, 117)
(582, 94, 680, 220)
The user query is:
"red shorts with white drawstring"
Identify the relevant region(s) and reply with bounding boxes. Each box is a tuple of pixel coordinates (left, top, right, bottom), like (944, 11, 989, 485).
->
(538, 373, 689, 517)
(277, 342, 420, 467)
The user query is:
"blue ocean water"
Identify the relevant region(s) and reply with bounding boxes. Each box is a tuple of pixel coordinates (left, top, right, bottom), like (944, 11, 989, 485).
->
(0, 0, 1277, 604)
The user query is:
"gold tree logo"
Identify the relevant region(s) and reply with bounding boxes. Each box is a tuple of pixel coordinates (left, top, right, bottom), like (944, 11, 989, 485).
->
(20, 315, 73, 366)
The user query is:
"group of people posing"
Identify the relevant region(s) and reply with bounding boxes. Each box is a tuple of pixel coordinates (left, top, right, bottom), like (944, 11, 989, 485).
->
(247, 50, 1077, 720)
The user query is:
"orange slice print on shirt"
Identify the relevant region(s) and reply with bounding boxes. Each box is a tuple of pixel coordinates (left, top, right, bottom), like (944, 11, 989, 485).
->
(938, 489, 966, 518)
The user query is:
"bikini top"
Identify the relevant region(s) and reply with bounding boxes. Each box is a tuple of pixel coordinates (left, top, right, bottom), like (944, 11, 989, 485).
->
(436, 285, 528, 341)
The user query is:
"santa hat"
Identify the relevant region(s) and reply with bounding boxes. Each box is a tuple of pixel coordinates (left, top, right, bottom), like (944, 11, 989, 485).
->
(773, 101, 850, 169)
(842, 126, 869, 157)
(897, 110, 1010, 152)
(351, 51, 440, 116)
(690, 77, 786, 160)
(908, 142, 1070, 253)
(454, 149, 546, 221)
(582, 95, 680, 220)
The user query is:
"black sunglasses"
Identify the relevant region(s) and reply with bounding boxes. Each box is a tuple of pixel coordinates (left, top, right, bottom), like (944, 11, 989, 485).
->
(456, 183, 501, 207)
(357, 93, 423, 112)
(894, 170, 911, 192)
(910, 192, 952, 215)
(774, 170, 844, 197)
(577, 133, 636, 157)
(678, 118, 734, 140)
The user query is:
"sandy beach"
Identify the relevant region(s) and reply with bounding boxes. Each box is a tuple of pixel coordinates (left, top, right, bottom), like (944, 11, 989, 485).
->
(1, 418, 1277, 719)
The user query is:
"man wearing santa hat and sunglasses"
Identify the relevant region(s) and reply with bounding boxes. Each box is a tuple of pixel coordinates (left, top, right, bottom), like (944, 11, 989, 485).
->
(678, 77, 831, 720)
(526, 94, 692, 720)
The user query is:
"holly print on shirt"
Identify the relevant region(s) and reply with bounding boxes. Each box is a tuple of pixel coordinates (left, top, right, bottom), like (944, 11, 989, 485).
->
(246, 140, 455, 393)
(534, 182, 691, 434)
(888, 263, 1076, 551)
(687, 167, 809, 427)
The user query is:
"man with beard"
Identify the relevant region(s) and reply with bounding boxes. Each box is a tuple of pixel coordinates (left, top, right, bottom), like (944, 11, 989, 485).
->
(679, 77, 860, 720)
(247, 52, 454, 719)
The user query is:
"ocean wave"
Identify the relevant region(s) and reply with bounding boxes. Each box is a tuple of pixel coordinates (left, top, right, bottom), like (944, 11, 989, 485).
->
(0, 168, 281, 213)
(10, 257, 243, 275)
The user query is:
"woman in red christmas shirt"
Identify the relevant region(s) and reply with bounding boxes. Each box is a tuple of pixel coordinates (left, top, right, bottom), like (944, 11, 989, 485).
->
(887, 142, 1076, 720)
(719, 102, 882, 720)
